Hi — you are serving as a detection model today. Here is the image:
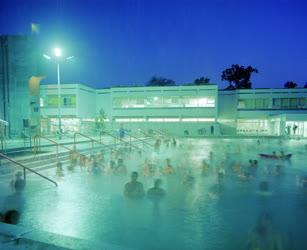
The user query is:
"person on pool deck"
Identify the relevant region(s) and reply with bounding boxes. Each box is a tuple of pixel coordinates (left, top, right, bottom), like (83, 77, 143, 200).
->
(147, 179, 166, 199)
(124, 171, 145, 199)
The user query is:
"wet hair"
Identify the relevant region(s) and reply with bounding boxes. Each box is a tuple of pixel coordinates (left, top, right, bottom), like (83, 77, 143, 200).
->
(154, 179, 162, 187)
(4, 210, 20, 225)
(256, 211, 272, 234)
(259, 181, 269, 191)
(131, 171, 138, 178)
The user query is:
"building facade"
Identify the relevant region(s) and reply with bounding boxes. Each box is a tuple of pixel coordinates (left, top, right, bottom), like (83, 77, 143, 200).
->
(40, 83, 307, 137)
(0, 35, 41, 138)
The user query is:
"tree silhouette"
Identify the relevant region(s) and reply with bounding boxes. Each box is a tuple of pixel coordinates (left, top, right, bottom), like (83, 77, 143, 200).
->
(194, 76, 211, 85)
(284, 81, 297, 88)
(147, 76, 176, 86)
(221, 64, 258, 89)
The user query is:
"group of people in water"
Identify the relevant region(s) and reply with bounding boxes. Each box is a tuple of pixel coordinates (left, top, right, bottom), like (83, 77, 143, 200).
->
(53, 135, 307, 201)
(4, 133, 307, 249)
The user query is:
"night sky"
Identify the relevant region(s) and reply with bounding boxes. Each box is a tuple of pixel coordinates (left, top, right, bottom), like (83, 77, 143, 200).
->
(0, 0, 306, 89)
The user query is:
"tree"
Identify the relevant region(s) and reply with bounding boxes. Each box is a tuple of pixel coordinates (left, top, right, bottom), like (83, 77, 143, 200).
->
(304, 82, 307, 88)
(194, 76, 211, 85)
(95, 108, 106, 132)
(221, 64, 258, 89)
(147, 76, 176, 86)
(284, 81, 297, 88)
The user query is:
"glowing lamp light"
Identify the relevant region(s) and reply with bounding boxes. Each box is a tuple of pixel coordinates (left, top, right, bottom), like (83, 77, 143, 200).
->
(54, 47, 62, 57)
(43, 54, 51, 60)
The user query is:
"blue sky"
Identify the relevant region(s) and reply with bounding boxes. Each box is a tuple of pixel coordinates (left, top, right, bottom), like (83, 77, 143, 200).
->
(0, 0, 306, 88)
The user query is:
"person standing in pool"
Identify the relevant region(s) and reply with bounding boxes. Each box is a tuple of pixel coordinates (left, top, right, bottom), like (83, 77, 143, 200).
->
(163, 158, 175, 175)
(147, 179, 166, 199)
(56, 161, 64, 177)
(10, 171, 25, 193)
(124, 171, 145, 199)
(247, 212, 283, 250)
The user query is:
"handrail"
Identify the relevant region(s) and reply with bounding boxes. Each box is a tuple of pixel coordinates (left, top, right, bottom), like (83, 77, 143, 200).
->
(100, 130, 143, 151)
(74, 132, 119, 152)
(0, 152, 58, 187)
(34, 135, 73, 161)
(152, 129, 172, 138)
(125, 132, 154, 147)
(35, 135, 72, 152)
(138, 129, 156, 139)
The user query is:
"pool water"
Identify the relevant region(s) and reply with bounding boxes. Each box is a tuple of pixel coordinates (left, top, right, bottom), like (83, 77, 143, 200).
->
(4, 138, 307, 250)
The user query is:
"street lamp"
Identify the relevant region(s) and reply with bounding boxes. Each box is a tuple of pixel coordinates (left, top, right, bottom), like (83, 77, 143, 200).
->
(43, 48, 73, 139)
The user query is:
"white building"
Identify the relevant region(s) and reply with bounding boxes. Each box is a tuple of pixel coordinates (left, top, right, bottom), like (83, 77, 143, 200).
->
(40, 83, 307, 137)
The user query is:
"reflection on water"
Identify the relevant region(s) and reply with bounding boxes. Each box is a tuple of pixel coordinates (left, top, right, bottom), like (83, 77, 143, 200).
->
(5, 138, 307, 249)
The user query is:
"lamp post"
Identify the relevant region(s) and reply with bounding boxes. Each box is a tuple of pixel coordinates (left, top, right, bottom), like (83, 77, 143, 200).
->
(43, 48, 73, 139)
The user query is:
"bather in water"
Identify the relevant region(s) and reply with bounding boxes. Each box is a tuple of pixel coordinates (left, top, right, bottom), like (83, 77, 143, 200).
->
(124, 171, 145, 199)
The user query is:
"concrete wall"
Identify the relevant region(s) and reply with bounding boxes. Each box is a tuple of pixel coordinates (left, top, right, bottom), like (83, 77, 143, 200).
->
(77, 85, 96, 118)
(0, 35, 40, 138)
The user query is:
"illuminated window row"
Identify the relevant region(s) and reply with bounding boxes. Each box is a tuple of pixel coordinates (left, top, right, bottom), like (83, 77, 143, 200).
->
(238, 97, 307, 109)
(113, 96, 215, 108)
(40, 95, 77, 108)
(114, 117, 215, 122)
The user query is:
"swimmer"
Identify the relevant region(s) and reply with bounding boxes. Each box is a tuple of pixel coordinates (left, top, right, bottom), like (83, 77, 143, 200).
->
(154, 139, 161, 153)
(163, 158, 175, 175)
(79, 154, 86, 169)
(217, 166, 225, 185)
(232, 162, 241, 174)
(143, 159, 151, 177)
(70, 148, 79, 167)
(86, 155, 95, 173)
(201, 159, 210, 175)
(10, 171, 25, 193)
(147, 179, 166, 199)
(272, 165, 282, 176)
(56, 161, 64, 177)
(256, 181, 272, 196)
(182, 170, 195, 187)
(238, 171, 252, 182)
(3, 210, 20, 225)
(247, 212, 283, 250)
(296, 175, 307, 189)
(92, 157, 103, 175)
(105, 160, 116, 174)
(115, 158, 127, 176)
(124, 171, 145, 199)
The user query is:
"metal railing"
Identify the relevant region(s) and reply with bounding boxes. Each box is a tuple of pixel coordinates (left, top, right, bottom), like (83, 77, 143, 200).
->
(0, 152, 58, 187)
(0, 119, 8, 152)
(33, 135, 72, 160)
(100, 130, 143, 151)
(125, 131, 154, 148)
(74, 132, 118, 153)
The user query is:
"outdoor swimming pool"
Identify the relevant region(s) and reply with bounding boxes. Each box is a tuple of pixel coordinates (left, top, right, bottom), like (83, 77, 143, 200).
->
(2, 138, 307, 250)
